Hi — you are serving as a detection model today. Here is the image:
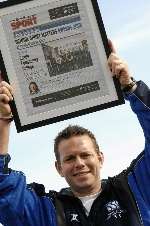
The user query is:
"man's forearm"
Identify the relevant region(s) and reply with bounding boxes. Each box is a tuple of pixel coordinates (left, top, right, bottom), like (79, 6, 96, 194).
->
(0, 120, 11, 154)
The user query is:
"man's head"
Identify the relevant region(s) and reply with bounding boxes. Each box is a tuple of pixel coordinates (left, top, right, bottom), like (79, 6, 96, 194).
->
(54, 125, 104, 196)
(54, 125, 100, 162)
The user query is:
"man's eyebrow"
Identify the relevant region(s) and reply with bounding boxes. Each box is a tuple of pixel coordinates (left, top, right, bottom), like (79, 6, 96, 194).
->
(64, 154, 75, 159)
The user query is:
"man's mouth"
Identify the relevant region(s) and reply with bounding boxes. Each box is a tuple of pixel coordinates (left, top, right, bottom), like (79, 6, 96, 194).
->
(73, 171, 90, 177)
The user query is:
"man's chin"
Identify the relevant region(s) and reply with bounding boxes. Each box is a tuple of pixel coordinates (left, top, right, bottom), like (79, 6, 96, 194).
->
(73, 181, 92, 191)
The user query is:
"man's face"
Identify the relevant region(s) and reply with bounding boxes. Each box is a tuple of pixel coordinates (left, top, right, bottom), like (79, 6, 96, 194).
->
(30, 84, 37, 92)
(55, 135, 104, 196)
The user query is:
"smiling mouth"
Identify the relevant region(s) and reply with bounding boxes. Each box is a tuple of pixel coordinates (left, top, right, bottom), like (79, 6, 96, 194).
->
(73, 171, 90, 177)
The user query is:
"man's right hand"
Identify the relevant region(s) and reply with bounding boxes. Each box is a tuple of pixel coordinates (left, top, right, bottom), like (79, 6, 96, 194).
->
(0, 76, 13, 154)
(0, 80, 13, 119)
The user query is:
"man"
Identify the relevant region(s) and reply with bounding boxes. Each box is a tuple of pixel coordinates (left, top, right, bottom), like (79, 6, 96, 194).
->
(0, 44, 149, 226)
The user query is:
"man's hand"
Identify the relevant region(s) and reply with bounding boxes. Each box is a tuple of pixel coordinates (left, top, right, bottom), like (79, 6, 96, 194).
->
(0, 74, 13, 154)
(0, 75, 13, 119)
(108, 41, 133, 88)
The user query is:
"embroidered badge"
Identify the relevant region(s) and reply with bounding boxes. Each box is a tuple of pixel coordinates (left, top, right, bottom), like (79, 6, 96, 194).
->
(70, 213, 79, 222)
(105, 200, 125, 220)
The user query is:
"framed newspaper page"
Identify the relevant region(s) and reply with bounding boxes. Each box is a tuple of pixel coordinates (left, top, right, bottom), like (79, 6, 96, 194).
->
(0, 0, 124, 132)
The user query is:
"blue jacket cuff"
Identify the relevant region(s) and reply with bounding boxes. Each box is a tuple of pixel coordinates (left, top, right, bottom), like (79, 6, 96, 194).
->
(0, 154, 11, 175)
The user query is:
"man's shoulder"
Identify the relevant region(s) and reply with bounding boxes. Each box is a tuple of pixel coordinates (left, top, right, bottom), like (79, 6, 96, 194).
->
(27, 182, 73, 198)
(27, 182, 47, 196)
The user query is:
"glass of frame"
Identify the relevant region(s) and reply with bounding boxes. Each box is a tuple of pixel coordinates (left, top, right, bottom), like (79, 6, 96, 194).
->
(0, 0, 124, 132)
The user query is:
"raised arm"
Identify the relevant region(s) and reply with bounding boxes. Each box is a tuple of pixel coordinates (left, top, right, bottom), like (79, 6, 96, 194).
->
(0, 78, 57, 226)
(0, 77, 13, 154)
(108, 42, 150, 226)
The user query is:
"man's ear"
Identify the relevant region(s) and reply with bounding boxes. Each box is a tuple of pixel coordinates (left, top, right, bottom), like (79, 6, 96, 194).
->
(55, 161, 64, 177)
(98, 152, 104, 168)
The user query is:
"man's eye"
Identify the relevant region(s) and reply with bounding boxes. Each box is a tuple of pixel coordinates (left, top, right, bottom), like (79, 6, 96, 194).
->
(81, 153, 91, 158)
(64, 156, 74, 162)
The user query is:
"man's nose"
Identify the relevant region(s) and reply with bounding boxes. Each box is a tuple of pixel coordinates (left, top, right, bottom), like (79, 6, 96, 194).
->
(74, 156, 85, 168)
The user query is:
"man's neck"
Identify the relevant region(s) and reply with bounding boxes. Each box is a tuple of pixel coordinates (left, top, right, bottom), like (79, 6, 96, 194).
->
(73, 185, 102, 198)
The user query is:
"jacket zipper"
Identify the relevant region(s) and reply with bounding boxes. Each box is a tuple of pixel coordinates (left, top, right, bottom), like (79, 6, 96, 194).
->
(135, 199, 144, 226)
(127, 182, 144, 226)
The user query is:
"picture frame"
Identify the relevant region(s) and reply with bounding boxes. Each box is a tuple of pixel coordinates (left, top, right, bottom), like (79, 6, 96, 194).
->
(0, 0, 124, 132)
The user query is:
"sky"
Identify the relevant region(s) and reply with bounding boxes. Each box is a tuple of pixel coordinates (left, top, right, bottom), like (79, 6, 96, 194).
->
(1, 0, 150, 193)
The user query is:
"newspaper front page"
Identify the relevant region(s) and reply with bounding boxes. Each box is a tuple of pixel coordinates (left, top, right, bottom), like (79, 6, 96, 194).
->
(0, 0, 117, 126)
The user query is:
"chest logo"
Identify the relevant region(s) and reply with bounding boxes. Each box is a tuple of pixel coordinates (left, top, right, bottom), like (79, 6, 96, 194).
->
(105, 200, 125, 220)
(70, 213, 79, 222)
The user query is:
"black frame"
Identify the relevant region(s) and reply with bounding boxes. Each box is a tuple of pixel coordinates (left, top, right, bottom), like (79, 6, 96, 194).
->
(0, 0, 124, 132)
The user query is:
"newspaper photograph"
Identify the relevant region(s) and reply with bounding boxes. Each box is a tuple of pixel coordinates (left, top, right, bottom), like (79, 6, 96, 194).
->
(0, 0, 123, 132)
